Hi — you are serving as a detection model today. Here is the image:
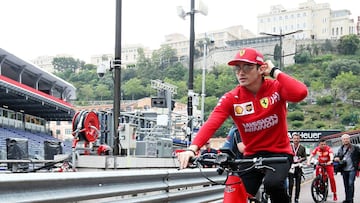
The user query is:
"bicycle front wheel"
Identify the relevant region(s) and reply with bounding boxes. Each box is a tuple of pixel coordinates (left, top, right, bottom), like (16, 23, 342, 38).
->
(310, 175, 327, 203)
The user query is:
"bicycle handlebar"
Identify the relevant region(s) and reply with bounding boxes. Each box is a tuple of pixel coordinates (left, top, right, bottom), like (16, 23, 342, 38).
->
(317, 162, 333, 167)
(190, 150, 288, 170)
(312, 162, 332, 166)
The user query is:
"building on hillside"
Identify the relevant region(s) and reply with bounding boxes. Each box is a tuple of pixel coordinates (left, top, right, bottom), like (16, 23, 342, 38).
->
(90, 44, 153, 69)
(49, 120, 73, 140)
(31, 54, 74, 73)
(162, 25, 256, 59)
(30, 55, 56, 73)
(257, 0, 356, 40)
(161, 33, 189, 61)
(197, 25, 255, 49)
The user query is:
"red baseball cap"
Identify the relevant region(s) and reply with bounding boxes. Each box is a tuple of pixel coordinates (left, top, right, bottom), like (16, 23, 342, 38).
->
(228, 47, 265, 66)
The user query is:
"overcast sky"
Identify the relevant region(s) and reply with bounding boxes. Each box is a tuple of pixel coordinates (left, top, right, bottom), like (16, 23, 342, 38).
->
(1, 0, 359, 62)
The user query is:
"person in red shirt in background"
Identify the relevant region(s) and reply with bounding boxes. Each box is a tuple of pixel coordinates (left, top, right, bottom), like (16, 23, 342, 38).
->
(307, 139, 337, 201)
(178, 47, 308, 202)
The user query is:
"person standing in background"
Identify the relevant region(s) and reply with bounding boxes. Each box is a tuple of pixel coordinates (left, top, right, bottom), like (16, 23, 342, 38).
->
(222, 125, 244, 159)
(334, 134, 360, 203)
(288, 133, 307, 203)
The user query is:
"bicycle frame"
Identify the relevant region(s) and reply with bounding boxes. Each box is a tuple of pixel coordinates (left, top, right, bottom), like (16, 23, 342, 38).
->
(311, 163, 329, 203)
(223, 172, 249, 203)
(191, 150, 288, 203)
(316, 164, 329, 182)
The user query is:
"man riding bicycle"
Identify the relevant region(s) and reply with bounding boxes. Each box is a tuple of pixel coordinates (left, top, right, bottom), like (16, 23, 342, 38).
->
(307, 139, 338, 201)
(178, 47, 308, 202)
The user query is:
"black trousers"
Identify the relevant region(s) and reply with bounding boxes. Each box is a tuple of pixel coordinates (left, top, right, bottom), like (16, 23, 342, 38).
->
(288, 167, 302, 199)
(240, 153, 292, 203)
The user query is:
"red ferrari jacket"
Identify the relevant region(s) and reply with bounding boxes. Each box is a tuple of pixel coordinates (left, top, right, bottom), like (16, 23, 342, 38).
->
(192, 73, 308, 156)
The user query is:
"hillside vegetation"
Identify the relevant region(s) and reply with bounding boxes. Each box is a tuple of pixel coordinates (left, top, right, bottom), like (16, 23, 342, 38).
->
(53, 35, 360, 137)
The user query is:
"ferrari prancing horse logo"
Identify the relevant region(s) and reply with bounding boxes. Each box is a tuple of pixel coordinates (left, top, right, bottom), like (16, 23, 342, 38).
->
(260, 97, 269, 108)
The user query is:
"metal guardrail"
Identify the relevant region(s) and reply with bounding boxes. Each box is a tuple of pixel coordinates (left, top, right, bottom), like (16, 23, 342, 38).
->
(302, 165, 315, 180)
(0, 162, 315, 203)
(0, 168, 225, 203)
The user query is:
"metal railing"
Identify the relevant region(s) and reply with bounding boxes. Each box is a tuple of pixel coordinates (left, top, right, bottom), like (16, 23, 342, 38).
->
(0, 168, 225, 203)
(0, 162, 315, 203)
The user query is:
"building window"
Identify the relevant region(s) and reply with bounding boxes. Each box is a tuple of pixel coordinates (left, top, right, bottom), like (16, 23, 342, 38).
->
(65, 129, 72, 135)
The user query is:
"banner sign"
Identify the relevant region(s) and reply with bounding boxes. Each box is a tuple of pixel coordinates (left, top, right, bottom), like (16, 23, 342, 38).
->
(288, 130, 341, 142)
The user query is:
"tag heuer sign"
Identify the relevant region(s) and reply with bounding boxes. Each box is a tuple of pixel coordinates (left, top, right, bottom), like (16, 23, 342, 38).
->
(288, 130, 341, 142)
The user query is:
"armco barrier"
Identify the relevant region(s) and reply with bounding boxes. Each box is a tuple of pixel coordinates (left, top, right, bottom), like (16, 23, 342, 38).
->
(0, 168, 225, 203)
(0, 164, 315, 203)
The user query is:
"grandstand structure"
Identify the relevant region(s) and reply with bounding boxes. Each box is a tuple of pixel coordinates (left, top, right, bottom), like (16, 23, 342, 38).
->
(0, 48, 76, 168)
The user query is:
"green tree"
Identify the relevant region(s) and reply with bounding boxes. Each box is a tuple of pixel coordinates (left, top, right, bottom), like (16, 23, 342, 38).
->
(78, 84, 95, 101)
(123, 78, 146, 100)
(273, 44, 281, 63)
(312, 44, 320, 56)
(122, 68, 137, 82)
(326, 59, 360, 78)
(196, 40, 205, 57)
(331, 71, 359, 98)
(135, 48, 155, 83)
(322, 39, 334, 53)
(310, 80, 325, 92)
(52, 57, 85, 73)
(348, 88, 360, 105)
(294, 50, 311, 64)
(94, 84, 111, 100)
(337, 34, 360, 55)
(152, 45, 178, 71)
(164, 63, 186, 81)
(203, 96, 219, 120)
(287, 111, 304, 121)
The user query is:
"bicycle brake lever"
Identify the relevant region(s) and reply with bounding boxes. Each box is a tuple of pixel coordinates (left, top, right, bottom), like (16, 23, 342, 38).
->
(216, 167, 224, 175)
(255, 165, 275, 172)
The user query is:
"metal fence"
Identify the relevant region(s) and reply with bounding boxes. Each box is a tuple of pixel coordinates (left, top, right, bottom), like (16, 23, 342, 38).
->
(0, 168, 225, 203)
(0, 165, 314, 203)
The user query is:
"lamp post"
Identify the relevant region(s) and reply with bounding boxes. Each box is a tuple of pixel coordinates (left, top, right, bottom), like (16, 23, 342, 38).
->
(177, 0, 207, 142)
(96, 0, 123, 156)
(200, 34, 214, 124)
(200, 38, 207, 124)
(113, 0, 122, 155)
(260, 29, 303, 69)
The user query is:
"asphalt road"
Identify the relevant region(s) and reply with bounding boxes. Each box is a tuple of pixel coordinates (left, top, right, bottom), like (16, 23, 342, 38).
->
(297, 172, 360, 203)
